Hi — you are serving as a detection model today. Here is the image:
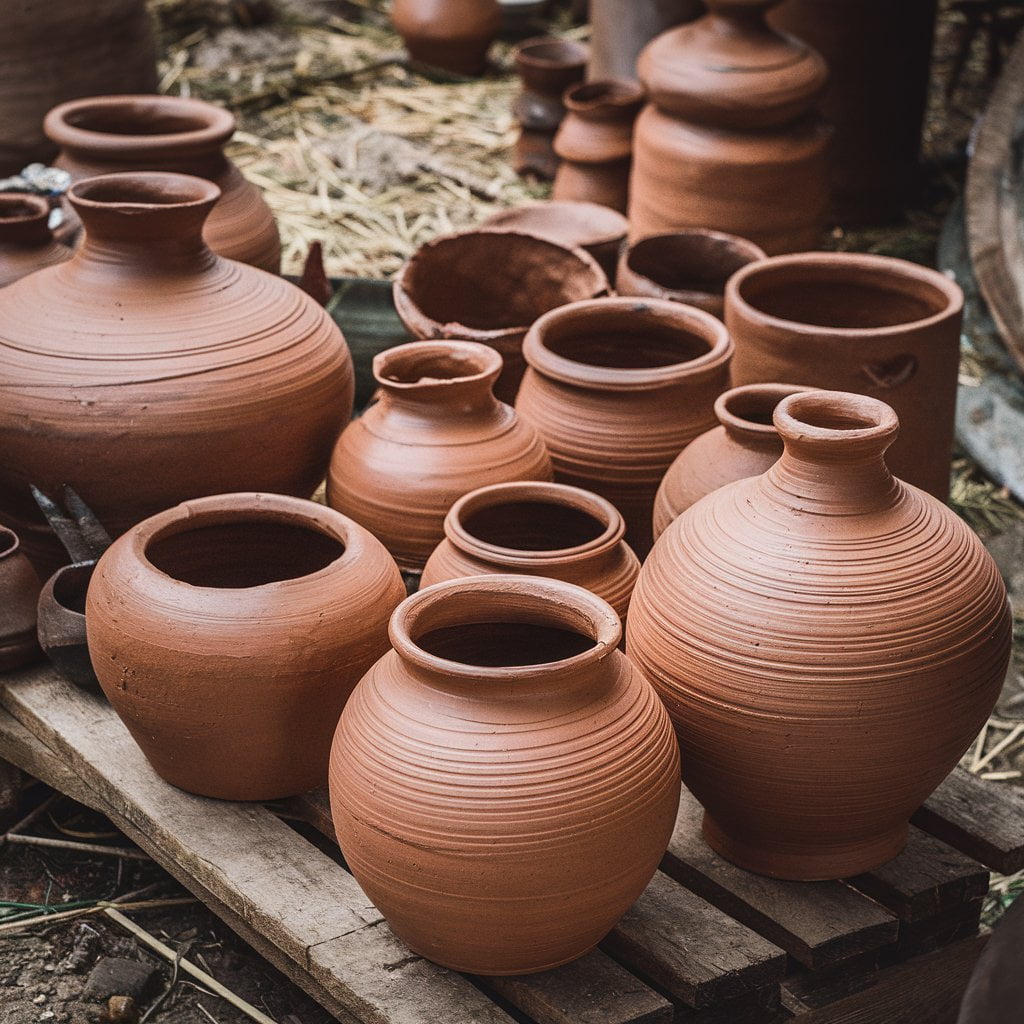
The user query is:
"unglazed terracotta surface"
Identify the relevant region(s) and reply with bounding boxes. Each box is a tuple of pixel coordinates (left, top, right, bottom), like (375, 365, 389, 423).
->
(726, 251, 964, 499)
(0, 195, 70, 288)
(46, 95, 281, 271)
(329, 575, 681, 974)
(421, 481, 640, 623)
(515, 297, 733, 557)
(0, 527, 41, 673)
(392, 0, 502, 75)
(0, 172, 353, 574)
(327, 341, 553, 573)
(87, 493, 406, 801)
(628, 391, 1011, 880)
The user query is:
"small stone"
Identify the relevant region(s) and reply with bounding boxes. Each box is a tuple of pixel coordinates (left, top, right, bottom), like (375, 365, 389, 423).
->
(106, 997, 138, 1024)
(32, 995, 46, 1005)
(84, 959, 158, 1002)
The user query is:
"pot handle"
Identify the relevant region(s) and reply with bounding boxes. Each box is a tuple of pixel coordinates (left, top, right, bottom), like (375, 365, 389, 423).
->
(860, 354, 918, 389)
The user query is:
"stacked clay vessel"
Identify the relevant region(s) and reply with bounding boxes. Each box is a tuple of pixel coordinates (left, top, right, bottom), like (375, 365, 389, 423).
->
(628, 391, 1011, 880)
(329, 575, 681, 974)
(0, 527, 42, 672)
(391, 0, 502, 76)
(0, 195, 70, 288)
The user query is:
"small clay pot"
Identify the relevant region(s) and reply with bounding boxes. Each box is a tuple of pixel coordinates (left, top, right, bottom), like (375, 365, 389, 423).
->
(329, 574, 681, 975)
(327, 341, 553, 573)
(37, 562, 98, 690)
(0, 526, 42, 672)
(391, 0, 502, 76)
(421, 481, 640, 623)
(87, 493, 406, 801)
(515, 297, 733, 557)
(0, 195, 70, 288)
(392, 230, 609, 402)
(616, 229, 766, 317)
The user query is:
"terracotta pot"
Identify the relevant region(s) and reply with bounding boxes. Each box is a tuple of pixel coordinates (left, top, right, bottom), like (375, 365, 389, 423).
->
(37, 562, 98, 690)
(653, 382, 810, 539)
(421, 481, 640, 622)
(588, 0, 704, 81)
(726, 252, 964, 499)
(45, 95, 280, 272)
(515, 297, 733, 557)
(0, 172, 353, 575)
(0, 195, 70, 288)
(552, 80, 644, 213)
(87, 493, 406, 801)
(0, 0, 157, 175)
(0, 527, 41, 673)
(327, 341, 553, 573)
(329, 574, 681, 974)
(628, 391, 1011, 880)
(391, 0, 502, 76)
(392, 230, 609, 402)
(616, 229, 766, 317)
(629, 0, 831, 253)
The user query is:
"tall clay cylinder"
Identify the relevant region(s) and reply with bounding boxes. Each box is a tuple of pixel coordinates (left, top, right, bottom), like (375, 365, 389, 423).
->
(588, 0, 704, 81)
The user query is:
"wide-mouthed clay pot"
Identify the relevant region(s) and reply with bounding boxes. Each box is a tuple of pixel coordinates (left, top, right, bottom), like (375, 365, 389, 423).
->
(628, 391, 1011, 880)
(0, 195, 70, 288)
(726, 251, 963, 499)
(0, 527, 41, 673)
(653, 382, 810, 538)
(421, 481, 640, 622)
(45, 94, 280, 271)
(329, 574, 681, 974)
(393, 230, 609, 401)
(87, 493, 406, 801)
(0, 172, 353, 575)
(515, 297, 733, 557)
(327, 341, 553, 573)
(391, 0, 502, 76)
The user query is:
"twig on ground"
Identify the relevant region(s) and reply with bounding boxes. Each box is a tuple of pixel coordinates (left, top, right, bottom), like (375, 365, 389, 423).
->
(4, 833, 149, 860)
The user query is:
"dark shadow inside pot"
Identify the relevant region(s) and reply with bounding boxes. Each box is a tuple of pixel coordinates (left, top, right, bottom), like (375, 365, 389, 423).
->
(417, 621, 595, 666)
(51, 565, 89, 615)
(462, 500, 606, 551)
(64, 105, 209, 137)
(785, 393, 884, 432)
(0, 198, 46, 222)
(544, 318, 711, 369)
(723, 390, 782, 427)
(627, 234, 753, 293)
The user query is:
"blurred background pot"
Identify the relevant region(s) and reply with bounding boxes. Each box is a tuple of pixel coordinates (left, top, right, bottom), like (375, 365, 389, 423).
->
(0, 527, 41, 673)
(0, 195, 70, 288)
(588, 0, 704, 81)
(391, 0, 502, 76)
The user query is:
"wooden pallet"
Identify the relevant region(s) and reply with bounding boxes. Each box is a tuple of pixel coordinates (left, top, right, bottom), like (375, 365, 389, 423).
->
(2, 664, 1022, 1024)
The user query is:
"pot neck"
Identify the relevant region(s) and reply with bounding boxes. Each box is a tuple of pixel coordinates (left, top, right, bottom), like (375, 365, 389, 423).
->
(0, 196, 54, 247)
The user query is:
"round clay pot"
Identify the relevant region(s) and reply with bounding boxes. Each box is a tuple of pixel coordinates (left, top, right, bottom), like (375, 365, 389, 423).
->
(392, 230, 609, 402)
(327, 341, 553, 573)
(45, 95, 280, 272)
(421, 481, 640, 622)
(726, 251, 964, 499)
(0, 195, 70, 288)
(0, 172, 353, 575)
(616, 229, 766, 317)
(515, 297, 733, 557)
(87, 493, 406, 801)
(0, 526, 42, 672)
(391, 0, 502, 76)
(627, 390, 1011, 880)
(37, 561, 99, 690)
(329, 574, 681, 974)
(653, 382, 810, 539)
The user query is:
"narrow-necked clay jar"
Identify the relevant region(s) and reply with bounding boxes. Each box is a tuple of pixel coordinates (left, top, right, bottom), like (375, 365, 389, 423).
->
(329, 574, 681, 975)
(393, 230, 609, 402)
(0, 172, 353, 575)
(726, 252, 964, 499)
(653, 382, 809, 539)
(0, 527, 41, 672)
(391, 0, 502, 76)
(515, 297, 733, 557)
(617, 229, 766, 317)
(421, 482, 640, 623)
(0, 195, 70, 288)
(87, 493, 406, 801)
(45, 95, 280, 271)
(628, 391, 1011, 880)
(327, 341, 553, 573)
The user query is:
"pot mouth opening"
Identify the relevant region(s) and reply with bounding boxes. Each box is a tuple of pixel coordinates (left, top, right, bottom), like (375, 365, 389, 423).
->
(626, 231, 764, 293)
(717, 383, 810, 437)
(565, 79, 643, 109)
(515, 37, 588, 67)
(52, 563, 92, 616)
(417, 621, 596, 667)
(375, 341, 500, 388)
(0, 195, 50, 224)
(69, 172, 220, 211)
(0, 527, 18, 559)
(774, 390, 900, 452)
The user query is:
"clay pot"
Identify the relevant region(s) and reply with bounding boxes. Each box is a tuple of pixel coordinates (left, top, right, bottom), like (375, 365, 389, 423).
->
(45, 95, 280, 272)
(327, 341, 553, 573)
(392, 230, 609, 402)
(0, 172, 353, 575)
(0, 195, 70, 288)
(616, 229, 766, 317)
(628, 391, 1011, 880)
(0, 527, 41, 673)
(588, 0, 703, 81)
(329, 574, 681, 974)
(726, 252, 964, 499)
(421, 482, 640, 622)
(37, 562, 98, 691)
(515, 297, 733, 558)
(629, 0, 831, 254)
(553, 80, 644, 214)
(653, 382, 810, 539)
(87, 493, 406, 801)
(391, 0, 502, 76)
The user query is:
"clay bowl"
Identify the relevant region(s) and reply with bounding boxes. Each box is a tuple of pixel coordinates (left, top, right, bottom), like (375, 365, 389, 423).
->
(0, 194, 70, 288)
(37, 561, 98, 690)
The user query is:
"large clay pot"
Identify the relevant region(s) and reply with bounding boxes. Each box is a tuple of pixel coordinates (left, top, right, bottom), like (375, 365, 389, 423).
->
(329, 574, 681, 974)
(392, 230, 609, 402)
(0, 195, 70, 288)
(421, 481, 640, 623)
(726, 252, 963, 499)
(588, 0, 704, 81)
(628, 391, 1011, 880)
(515, 297, 732, 557)
(87, 493, 405, 801)
(327, 341, 553, 573)
(629, 0, 831, 254)
(0, 527, 41, 673)
(45, 95, 280, 272)
(391, 0, 502, 76)
(0, 172, 353, 574)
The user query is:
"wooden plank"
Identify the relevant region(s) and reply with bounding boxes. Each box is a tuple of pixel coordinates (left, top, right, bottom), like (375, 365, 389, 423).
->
(674, 985, 784, 1024)
(892, 900, 982, 960)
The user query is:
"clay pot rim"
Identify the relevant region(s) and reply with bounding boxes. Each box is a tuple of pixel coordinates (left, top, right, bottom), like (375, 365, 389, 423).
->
(0, 525, 19, 559)
(480, 201, 628, 249)
(373, 340, 502, 391)
(445, 481, 626, 566)
(390, 574, 621, 681)
(44, 561, 95, 621)
(775, 390, 900, 451)
(0, 194, 51, 226)
(715, 383, 813, 443)
(514, 36, 589, 70)
(68, 171, 222, 213)
(563, 79, 645, 114)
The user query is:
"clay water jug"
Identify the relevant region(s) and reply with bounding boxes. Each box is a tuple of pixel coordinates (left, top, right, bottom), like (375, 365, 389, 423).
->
(0, 195, 69, 288)
(392, 0, 502, 76)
